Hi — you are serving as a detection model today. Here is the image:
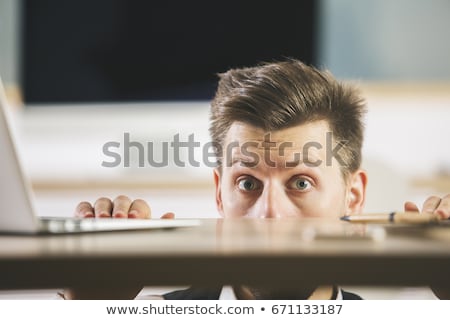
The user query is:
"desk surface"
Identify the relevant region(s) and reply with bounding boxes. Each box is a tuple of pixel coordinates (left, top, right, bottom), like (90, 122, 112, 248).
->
(1, 218, 450, 290)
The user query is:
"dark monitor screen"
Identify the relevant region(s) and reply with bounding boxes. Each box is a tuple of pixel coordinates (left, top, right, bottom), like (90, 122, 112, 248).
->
(21, 0, 318, 104)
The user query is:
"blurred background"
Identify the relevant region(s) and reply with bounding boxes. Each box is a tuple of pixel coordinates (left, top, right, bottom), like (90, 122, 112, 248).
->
(0, 0, 449, 299)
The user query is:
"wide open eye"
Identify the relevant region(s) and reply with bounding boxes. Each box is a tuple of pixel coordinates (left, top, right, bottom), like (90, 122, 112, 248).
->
(237, 177, 261, 192)
(288, 177, 313, 192)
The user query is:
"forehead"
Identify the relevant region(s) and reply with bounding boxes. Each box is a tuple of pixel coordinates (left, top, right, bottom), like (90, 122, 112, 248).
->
(224, 120, 331, 149)
(221, 120, 339, 171)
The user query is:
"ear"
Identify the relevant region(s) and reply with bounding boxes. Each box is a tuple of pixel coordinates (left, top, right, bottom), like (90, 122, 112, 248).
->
(213, 168, 224, 216)
(346, 169, 368, 214)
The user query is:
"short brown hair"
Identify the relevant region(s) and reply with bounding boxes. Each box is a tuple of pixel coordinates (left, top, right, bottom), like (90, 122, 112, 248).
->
(209, 59, 366, 176)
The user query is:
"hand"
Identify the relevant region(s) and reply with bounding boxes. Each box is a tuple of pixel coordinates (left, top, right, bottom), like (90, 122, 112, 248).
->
(404, 194, 450, 219)
(404, 194, 450, 299)
(64, 195, 174, 299)
(74, 195, 175, 219)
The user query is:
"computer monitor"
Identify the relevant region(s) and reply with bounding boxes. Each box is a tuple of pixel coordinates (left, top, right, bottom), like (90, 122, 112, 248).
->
(21, 0, 318, 104)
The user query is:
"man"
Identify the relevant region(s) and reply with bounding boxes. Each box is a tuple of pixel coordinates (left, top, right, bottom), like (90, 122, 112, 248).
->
(68, 59, 450, 299)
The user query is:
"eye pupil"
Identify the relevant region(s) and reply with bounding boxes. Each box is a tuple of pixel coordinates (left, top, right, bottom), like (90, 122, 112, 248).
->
(297, 180, 308, 189)
(243, 180, 253, 190)
(238, 179, 257, 191)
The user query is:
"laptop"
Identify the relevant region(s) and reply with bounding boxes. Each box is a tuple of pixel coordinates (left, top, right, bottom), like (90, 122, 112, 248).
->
(0, 79, 200, 234)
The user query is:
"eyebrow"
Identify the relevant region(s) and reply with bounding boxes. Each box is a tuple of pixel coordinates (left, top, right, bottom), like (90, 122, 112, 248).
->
(228, 154, 324, 169)
(229, 157, 259, 168)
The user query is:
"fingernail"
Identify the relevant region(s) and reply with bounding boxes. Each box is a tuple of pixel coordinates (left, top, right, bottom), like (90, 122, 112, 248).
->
(84, 211, 94, 218)
(435, 209, 449, 219)
(99, 211, 111, 218)
(112, 211, 126, 218)
(128, 210, 138, 218)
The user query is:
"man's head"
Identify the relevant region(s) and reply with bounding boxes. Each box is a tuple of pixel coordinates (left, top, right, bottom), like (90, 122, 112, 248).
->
(210, 59, 368, 219)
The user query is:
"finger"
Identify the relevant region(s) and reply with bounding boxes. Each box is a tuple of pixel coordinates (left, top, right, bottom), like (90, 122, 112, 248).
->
(421, 196, 442, 214)
(434, 194, 450, 219)
(112, 195, 132, 218)
(128, 199, 151, 219)
(75, 201, 94, 218)
(94, 197, 113, 218)
(404, 201, 419, 213)
(161, 212, 175, 219)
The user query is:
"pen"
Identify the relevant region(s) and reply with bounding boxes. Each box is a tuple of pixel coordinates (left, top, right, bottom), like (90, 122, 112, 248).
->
(340, 212, 440, 224)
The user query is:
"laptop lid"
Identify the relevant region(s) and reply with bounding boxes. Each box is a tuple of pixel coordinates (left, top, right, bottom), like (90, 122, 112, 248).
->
(0, 78, 40, 233)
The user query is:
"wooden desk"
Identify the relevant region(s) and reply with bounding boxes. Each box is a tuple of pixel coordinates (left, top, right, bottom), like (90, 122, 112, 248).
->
(1, 218, 450, 290)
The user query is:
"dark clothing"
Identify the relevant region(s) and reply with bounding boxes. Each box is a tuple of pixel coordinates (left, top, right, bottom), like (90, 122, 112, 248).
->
(163, 286, 363, 300)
